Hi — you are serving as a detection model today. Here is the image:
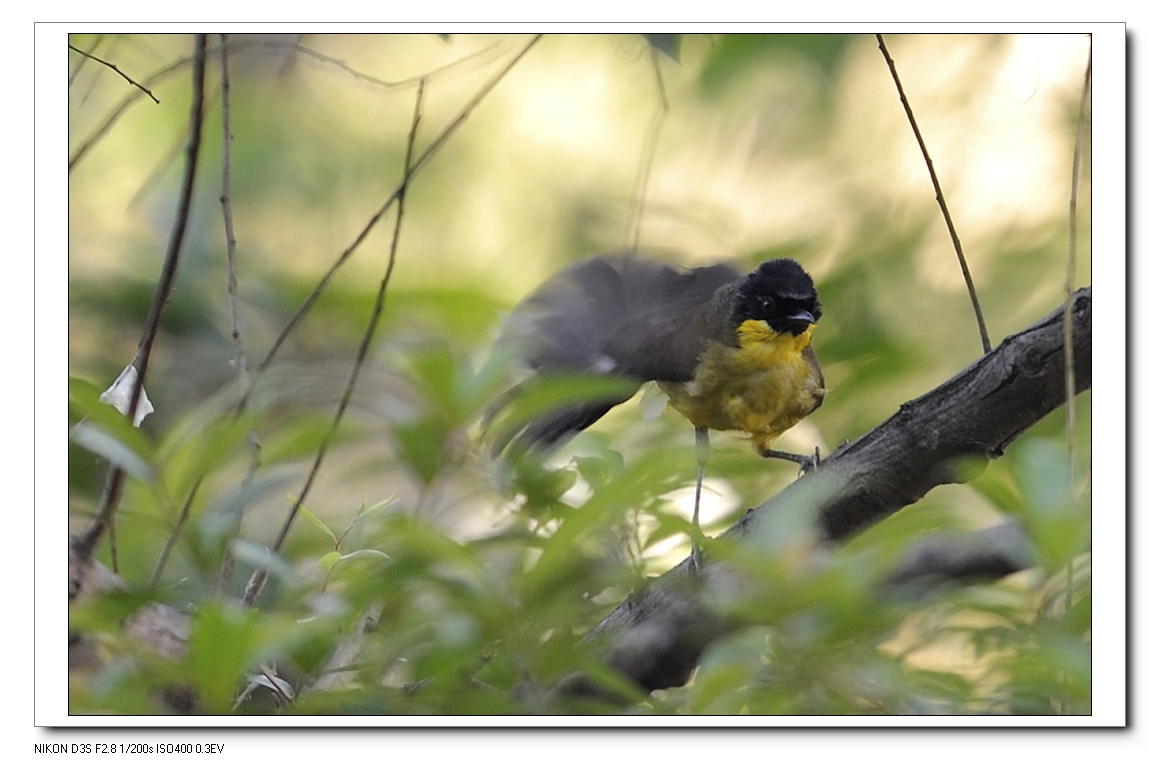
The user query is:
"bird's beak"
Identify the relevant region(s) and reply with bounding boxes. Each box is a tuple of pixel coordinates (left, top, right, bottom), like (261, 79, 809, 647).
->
(784, 310, 816, 335)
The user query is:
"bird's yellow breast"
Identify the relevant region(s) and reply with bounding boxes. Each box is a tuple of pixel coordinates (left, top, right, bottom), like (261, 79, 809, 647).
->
(659, 320, 825, 454)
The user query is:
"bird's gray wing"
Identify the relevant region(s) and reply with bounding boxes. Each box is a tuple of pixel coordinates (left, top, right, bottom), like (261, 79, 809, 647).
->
(497, 253, 742, 447)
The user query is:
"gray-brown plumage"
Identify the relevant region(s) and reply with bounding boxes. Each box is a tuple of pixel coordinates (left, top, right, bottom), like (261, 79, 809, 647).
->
(496, 252, 825, 454)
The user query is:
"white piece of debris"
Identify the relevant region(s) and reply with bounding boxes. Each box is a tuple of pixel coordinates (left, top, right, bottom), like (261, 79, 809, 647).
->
(99, 364, 155, 427)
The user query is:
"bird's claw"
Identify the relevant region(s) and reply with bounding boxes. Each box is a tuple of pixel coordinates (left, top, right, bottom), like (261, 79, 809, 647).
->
(690, 542, 703, 571)
(762, 446, 822, 475)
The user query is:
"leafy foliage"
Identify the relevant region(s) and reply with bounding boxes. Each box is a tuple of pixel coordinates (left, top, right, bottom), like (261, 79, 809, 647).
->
(66, 33, 1094, 717)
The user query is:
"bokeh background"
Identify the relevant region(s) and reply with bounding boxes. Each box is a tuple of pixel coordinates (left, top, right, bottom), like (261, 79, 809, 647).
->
(67, 33, 1093, 715)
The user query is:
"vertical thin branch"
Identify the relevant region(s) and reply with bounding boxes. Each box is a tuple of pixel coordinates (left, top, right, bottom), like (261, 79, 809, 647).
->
(1064, 38, 1092, 484)
(76, 34, 210, 565)
(216, 34, 265, 595)
(219, 34, 249, 392)
(628, 47, 669, 251)
(125, 35, 537, 601)
(253, 35, 542, 378)
(150, 35, 260, 591)
(876, 33, 991, 355)
(242, 79, 428, 607)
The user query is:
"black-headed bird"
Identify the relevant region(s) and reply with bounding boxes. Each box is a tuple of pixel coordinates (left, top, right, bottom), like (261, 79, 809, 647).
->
(494, 253, 825, 565)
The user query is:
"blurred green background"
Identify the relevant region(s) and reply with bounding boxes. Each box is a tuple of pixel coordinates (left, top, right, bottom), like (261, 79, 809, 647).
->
(67, 33, 1092, 715)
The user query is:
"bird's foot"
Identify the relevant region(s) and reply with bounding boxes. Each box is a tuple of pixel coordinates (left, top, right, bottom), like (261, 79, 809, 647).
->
(690, 541, 703, 572)
(762, 446, 822, 475)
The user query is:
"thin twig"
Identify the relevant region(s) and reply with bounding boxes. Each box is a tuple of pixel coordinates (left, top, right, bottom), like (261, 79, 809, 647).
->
(128, 36, 486, 210)
(68, 38, 504, 174)
(68, 43, 161, 104)
(629, 46, 669, 251)
(219, 35, 249, 391)
(76, 35, 210, 564)
(213, 34, 264, 594)
(263, 37, 506, 93)
(253, 35, 542, 377)
(876, 34, 991, 354)
(1064, 38, 1092, 484)
(242, 78, 428, 607)
(150, 482, 201, 588)
(69, 56, 190, 172)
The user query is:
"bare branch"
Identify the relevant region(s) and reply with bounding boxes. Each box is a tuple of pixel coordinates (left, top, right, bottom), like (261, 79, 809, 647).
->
(214, 34, 263, 595)
(876, 34, 991, 355)
(253, 34, 542, 375)
(259, 36, 507, 93)
(76, 35, 210, 564)
(69, 56, 190, 172)
(68, 42, 161, 104)
(67, 37, 504, 173)
(219, 34, 249, 391)
(150, 482, 201, 589)
(242, 79, 428, 607)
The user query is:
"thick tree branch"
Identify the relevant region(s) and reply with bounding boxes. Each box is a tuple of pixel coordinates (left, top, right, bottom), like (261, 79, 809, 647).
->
(567, 287, 1092, 696)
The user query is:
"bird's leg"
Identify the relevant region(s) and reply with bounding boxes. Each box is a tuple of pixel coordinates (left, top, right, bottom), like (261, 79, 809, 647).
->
(761, 446, 822, 475)
(691, 426, 709, 570)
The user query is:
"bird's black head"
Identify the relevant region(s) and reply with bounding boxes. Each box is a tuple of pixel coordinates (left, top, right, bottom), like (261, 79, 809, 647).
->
(732, 259, 822, 336)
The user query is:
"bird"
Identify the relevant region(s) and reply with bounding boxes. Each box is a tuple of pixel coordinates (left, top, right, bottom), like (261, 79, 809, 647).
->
(493, 252, 826, 565)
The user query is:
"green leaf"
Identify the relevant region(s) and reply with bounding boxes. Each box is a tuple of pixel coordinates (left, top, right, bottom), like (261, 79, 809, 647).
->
(159, 414, 256, 500)
(453, 345, 524, 420)
(700, 34, 852, 92)
(970, 468, 1024, 515)
(353, 496, 398, 522)
(69, 589, 154, 636)
(380, 286, 509, 343)
(319, 550, 342, 573)
(392, 413, 452, 484)
(69, 423, 153, 481)
(261, 413, 349, 465)
(404, 342, 460, 419)
(228, 539, 301, 590)
(188, 602, 263, 712)
(332, 549, 392, 575)
(295, 495, 337, 544)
